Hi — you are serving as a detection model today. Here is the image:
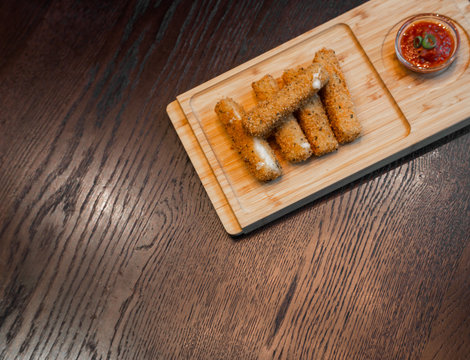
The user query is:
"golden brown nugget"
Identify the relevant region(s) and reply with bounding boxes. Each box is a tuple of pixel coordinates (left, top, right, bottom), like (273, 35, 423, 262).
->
(252, 75, 312, 163)
(282, 68, 338, 156)
(243, 62, 329, 138)
(313, 48, 361, 144)
(214, 98, 282, 182)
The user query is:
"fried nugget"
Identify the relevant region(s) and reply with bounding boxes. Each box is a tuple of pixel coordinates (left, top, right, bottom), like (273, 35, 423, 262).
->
(313, 48, 361, 144)
(282, 68, 338, 156)
(243, 62, 329, 138)
(252, 75, 312, 163)
(215, 98, 282, 182)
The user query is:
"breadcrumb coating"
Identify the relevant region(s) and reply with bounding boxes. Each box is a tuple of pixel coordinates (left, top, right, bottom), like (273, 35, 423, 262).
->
(252, 75, 312, 163)
(283, 68, 338, 156)
(243, 62, 329, 138)
(214, 98, 282, 181)
(313, 48, 361, 144)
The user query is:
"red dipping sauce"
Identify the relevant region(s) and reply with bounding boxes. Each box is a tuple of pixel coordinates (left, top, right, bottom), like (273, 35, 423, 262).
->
(395, 14, 460, 73)
(400, 21, 455, 68)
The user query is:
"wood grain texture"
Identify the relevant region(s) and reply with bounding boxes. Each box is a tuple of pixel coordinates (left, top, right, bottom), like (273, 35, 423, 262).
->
(171, 0, 470, 233)
(420, 242, 470, 360)
(0, 0, 469, 359)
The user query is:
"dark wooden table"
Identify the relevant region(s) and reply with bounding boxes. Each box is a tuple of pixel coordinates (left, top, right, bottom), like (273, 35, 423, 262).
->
(1, 0, 469, 359)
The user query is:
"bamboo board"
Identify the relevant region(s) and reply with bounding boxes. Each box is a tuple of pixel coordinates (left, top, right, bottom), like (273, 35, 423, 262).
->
(167, 0, 470, 235)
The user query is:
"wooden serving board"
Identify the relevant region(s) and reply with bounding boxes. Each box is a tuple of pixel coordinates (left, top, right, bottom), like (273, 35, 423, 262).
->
(167, 0, 470, 235)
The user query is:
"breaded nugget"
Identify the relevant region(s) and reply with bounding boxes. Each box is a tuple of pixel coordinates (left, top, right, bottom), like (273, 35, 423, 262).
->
(215, 98, 282, 182)
(313, 48, 361, 144)
(283, 68, 338, 156)
(252, 75, 312, 163)
(243, 62, 329, 138)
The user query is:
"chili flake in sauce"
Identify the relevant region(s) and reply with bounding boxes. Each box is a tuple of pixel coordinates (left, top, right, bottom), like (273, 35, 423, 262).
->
(400, 21, 455, 69)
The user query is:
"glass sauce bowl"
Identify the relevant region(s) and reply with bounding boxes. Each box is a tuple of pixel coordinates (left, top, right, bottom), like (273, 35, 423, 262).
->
(395, 13, 460, 74)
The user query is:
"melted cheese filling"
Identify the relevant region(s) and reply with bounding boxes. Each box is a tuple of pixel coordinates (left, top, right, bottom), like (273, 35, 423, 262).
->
(231, 106, 242, 121)
(253, 138, 277, 170)
(312, 70, 322, 90)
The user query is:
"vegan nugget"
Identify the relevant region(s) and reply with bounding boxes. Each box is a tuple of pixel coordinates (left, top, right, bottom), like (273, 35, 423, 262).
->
(243, 62, 329, 138)
(283, 68, 338, 156)
(215, 98, 282, 182)
(252, 75, 312, 163)
(313, 48, 361, 144)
